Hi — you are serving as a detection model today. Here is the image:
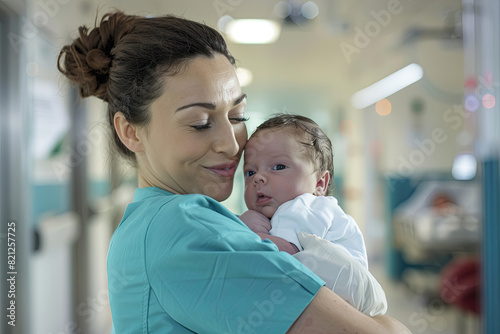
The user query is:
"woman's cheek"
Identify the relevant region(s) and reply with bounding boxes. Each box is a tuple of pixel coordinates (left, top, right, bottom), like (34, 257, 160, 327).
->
(236, 125, 248, 153)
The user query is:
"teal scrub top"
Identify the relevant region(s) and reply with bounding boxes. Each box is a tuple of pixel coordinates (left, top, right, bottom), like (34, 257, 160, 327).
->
(107, 187, 325, 334)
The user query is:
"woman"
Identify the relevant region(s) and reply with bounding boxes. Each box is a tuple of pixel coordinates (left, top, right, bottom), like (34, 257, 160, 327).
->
(58, 11, 410, 333)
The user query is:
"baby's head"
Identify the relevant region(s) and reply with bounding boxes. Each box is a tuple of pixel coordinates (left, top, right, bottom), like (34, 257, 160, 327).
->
(243, 114, 334, 218)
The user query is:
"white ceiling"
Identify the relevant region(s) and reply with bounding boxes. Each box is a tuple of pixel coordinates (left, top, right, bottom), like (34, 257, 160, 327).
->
(9, 0, 464, 112)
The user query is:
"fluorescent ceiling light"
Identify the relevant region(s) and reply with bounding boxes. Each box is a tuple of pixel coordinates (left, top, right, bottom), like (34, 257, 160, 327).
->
(301, 1, 320, 19)
(351, 63, 424, 109)
(225, 19, 281, 44)
(236, 67, 253, 87)
(217, 15, 234, 32)
(452, 153, 477, 180)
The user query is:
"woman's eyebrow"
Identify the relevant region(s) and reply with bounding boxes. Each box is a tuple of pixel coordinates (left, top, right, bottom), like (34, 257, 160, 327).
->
(233, 93, 247, 106)
(175, 93, 247, 112)
(175, 102, 216, 112)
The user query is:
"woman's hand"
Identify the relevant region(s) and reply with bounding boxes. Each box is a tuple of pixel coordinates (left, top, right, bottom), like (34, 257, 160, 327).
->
(239, 210, 272, 234)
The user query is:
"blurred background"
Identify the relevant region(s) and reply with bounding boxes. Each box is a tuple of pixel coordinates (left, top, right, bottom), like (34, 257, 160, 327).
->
(1, 0, 499, 333)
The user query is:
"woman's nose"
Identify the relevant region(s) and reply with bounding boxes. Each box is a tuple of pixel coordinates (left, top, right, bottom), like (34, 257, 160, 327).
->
(213, 120, 240, 156)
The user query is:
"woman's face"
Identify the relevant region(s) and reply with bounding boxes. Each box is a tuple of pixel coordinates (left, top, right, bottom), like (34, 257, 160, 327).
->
(136, 54, 247, 201)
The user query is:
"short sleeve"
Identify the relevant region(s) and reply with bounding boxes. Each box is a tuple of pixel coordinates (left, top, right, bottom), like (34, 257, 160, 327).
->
(145, 195, 324, 334)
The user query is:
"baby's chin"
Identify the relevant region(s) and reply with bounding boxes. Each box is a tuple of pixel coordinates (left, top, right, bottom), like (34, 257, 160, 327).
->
(261, 206, 277, 219)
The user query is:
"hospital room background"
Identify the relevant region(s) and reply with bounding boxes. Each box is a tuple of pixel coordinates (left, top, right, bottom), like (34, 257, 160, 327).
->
(0, 0, 499, 333)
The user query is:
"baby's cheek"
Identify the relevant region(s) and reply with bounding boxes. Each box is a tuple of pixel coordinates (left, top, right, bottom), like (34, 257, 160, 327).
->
(243, 188, 253, 208)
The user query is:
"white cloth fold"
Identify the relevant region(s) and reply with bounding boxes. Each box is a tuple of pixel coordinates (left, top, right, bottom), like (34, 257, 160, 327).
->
(270, 193, 368, 268)
(293, 232, 387, 316)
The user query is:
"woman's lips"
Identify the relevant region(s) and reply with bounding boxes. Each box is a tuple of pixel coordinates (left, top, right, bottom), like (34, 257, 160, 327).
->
(205, 162, 238, 177)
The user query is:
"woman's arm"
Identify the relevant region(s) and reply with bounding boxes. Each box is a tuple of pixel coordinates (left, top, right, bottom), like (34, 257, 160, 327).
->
(287, 287, 411, 334)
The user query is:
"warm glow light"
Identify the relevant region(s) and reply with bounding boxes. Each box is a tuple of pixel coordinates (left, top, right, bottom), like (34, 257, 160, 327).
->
(351, 63, 424, 109)
(482, 93, 496, 109)
(368, 139, 382, 157)
(375, 99, 392, 116)
(236, 67, 253, 87)
(452, 153, 477, 180)
(225, 19, 281, 44)
(339, 119, 354, 137)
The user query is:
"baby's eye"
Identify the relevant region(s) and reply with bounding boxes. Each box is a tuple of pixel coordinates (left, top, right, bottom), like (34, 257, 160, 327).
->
(273, 164, 286, 171)
(245, 170, 255, 178)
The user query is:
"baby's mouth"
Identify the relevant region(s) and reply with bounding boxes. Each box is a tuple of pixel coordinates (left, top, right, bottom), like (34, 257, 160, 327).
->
(256, 192, 272, 205)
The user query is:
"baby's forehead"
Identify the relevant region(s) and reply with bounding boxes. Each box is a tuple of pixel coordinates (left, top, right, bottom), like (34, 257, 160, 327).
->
(245, 128, 311, 160)
(249, 127, 307, 145)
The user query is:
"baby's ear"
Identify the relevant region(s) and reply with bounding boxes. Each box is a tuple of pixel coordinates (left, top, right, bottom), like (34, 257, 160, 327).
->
(314, 170, 330, 196)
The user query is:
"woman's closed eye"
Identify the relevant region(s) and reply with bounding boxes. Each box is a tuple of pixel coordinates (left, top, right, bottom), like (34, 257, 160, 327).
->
(229, 117, 249, 124)
(191, 123, 211, 130)
(191, 117, 248, 131)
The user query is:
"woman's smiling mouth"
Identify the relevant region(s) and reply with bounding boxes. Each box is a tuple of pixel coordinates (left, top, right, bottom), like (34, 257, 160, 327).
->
(205, 161, 238, 177)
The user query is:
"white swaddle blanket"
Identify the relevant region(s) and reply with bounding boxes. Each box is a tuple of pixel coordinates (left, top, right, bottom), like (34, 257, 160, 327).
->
(293, 232, 387, 316)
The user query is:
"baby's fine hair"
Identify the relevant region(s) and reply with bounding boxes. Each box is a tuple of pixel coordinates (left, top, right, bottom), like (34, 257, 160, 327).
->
(251, 114, 334, 192)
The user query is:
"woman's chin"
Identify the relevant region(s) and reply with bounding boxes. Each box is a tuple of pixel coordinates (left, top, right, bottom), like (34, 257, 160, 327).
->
(201, 182, 233, 202)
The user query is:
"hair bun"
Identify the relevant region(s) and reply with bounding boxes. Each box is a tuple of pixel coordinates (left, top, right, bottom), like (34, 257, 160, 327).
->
(86, 49, 111, 74)
(58, 11, 137, 101)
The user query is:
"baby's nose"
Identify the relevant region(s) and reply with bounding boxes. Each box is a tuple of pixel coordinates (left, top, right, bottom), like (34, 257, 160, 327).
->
(253, 170, 267, 184)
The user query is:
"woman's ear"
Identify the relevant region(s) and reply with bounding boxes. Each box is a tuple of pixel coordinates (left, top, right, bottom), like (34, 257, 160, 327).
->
(114, 112, 144, 153)
(314, 170, 330, 196)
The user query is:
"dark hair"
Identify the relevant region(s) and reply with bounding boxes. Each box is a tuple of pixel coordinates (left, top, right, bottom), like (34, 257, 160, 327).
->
(251, 114, 335, 192)
(57, 11, 235, 163)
